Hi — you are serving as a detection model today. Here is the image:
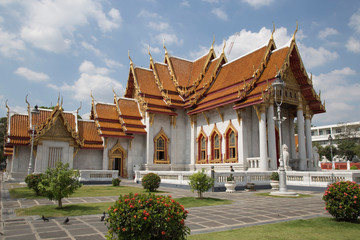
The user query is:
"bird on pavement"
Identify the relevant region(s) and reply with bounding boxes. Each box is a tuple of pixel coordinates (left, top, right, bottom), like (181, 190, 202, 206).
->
(100, 211, 106, 221)
(41, 215, 49, 222)
(63, 217, 69, 225)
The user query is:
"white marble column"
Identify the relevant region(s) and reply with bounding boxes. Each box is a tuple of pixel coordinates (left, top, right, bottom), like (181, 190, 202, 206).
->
(102, 137, 109, 170)
(267, 101, 277, 170)
(146, 113, 154, 167)
(189, 115, 197, 171)
(305, 109, 313, 161)
(297, 106, 307, 170)
(289, 114, 297, 159)
(259, 105, 268, 171)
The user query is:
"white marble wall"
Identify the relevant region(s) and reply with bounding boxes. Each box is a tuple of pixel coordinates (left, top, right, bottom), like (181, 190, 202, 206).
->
(73, 149, 103, 170)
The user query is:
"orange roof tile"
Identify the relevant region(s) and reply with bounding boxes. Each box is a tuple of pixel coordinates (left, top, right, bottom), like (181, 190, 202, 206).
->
(189, 54, 209, 87)
(78, 120, 103, 143)
(135, 67, 161, 96)
(97, 121, 122, 130)
(95, 103, 119, 120)
(153, 63, 177, 92)
(10, 114, 29, 138)
(168, 57, 193, 87)
(117, 98, 142, 118)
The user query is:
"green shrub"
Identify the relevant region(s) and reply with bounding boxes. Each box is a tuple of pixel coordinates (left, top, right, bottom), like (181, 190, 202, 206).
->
(142, 173, 161, 192)
(39, 162, 82, 208)
(25, 173, 44, 196)
(189, 169, 214, 199)
(270, 172, 279, 181)
(350, 165, 358, 170)
(112, 178, 121, 186)
(226, 174, 234, 182)
(106, 193, 190, 240)
(323, 181, 360, 222)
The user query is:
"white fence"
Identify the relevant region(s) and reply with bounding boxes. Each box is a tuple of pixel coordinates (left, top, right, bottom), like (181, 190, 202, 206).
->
(135, 170, 360, 188)
(79, 170, 119, 182)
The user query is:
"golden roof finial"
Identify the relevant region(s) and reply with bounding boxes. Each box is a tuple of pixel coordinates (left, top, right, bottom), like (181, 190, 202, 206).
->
(113, 88, 117, 104)
(148, 46, 153, 63)
(128, 50, 133, 67)
(90, 90, 95, 104)
(56, 93, 60, 106)
(25, 94, 30, 110)
(270, 22, 275, 41)
(222, 39, 226, 54)
(5, 99, 9, 112)
(76, 102, 82, 115)
(163, 39, 168, 56)
(292, 20, 298, 42)
(211, 34, 215, 50)
(60, 96, 63, 109)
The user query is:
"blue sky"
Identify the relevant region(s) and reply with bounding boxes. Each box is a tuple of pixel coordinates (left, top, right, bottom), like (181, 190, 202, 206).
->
(1, 0, 360, 127)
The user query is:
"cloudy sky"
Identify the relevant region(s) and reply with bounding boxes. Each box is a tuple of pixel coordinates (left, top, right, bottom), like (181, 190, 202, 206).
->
(1, 0, 360, 126)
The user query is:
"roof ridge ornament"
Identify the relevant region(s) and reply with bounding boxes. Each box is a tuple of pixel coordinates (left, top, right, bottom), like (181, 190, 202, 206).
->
(211, 35, 215, 50)
(291, 21, 298, 42)
(76, 102, 82, 115)
(222, 39, 226, 55)
(113, 88, 117, 104)
(270, 22, 275, 41)
(128, 50, 134, 67)
(25, 94, 30, 112)
(163, 39, 168, 56)
(148, 46, 154, 63)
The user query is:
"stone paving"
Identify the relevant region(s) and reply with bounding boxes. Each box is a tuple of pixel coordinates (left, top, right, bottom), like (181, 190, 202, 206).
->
(0, 177, 329, 239)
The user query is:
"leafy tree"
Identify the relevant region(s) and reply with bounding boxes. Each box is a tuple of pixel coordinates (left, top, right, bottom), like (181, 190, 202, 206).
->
(188, 169, 214, 199)
(0, 117, 8, 170)
(337, 138, 357, 161)
(313, 143, 338, 161)
(39, 162, 82, 208)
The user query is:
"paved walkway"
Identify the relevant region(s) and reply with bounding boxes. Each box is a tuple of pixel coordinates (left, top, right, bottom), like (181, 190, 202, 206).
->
(0, 178, 328, 240)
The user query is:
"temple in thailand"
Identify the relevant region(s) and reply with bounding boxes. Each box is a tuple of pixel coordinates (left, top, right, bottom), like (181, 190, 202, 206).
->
(3, 26, 326, 183)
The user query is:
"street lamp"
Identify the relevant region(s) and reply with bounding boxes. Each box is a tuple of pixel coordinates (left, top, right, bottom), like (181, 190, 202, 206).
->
(27, 105, 40, 175)
(272, 74, 288, 193)
(328, 135, 334, 170)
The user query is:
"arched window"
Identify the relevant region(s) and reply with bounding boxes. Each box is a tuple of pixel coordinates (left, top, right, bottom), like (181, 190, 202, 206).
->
(210, 125, 222, 163)
(196, 128, 208, 164)
(225, 121, 238, 163)
(153, 129, 170, 164)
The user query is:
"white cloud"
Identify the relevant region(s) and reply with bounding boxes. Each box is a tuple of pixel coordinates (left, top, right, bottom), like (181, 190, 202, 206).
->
(81, 41, 103, 57)
(202, 0, 219, 3)
(181, 1, 190, 7)
(48, 61, 123, 102)
(79, 61, 110, 75)
(211, 8, 228, 21)
(148, 21, 170, 31)
(297, 43, 338, 69)
(15, 67, 50, 82)
(312, 67, 359, 124)
(138, 10, 162, 19)
(349, 8, 360, 33)
(154, 33, 183, 46)
(104, 59, 123, 69)
(0, 27, 25, 57)
(318, 27, 338, 39)
(242, 0, 275, 8)
(346, 36, 360, 53)
(141, 43, 161, 55)
(20, 0, 121, 53)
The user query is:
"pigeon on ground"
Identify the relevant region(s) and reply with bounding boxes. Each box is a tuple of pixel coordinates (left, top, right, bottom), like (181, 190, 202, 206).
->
(63, 217, 69, 225)
(41, 215, 49, 222)
(100, 211, 106, 221)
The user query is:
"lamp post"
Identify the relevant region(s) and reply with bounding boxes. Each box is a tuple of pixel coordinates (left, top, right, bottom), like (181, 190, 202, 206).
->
(328, 135, 334, 170)
(272, 74, 287, 193)
(27, 105, 40, 175)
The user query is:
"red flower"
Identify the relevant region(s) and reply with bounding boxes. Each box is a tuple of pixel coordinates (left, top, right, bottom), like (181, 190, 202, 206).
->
(122, 228, 126, 232)
(144, 217, 147, 220)
(134, 193, 138, 197)
(134, 215, 137, 218)
(161, 231, 166, 235)
(113, 208, 118, 212)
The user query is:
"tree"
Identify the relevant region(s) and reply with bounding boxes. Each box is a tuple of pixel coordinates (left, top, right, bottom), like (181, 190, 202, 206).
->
(188, 169, 214, 199)
(39, 162, 82, 208)
(0, 117, 8, 170)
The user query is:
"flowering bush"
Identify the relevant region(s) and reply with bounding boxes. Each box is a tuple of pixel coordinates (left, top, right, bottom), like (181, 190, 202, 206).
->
(142, 173, 161, 192)
(323, 181, 360, 222)
(25, 173, 44, 196)
(105, 193, 190, 240)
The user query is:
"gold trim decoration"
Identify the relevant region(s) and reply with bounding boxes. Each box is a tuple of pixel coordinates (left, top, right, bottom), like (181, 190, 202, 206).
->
(153, 128, 170, 164)
(216, 108, 224, 122)
(236, 109, 242, 124)
(149, 113, 155, 127)
(202, 112, 210, 125)
(170, 115, 177, 128)
(190, 115, 197, 127)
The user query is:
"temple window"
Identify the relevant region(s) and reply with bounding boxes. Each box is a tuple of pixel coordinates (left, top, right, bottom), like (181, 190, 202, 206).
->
(153, 129, 170, 164)
(225, 122, 238, 163)
(210, 125, 222, 163)
(48, 147, 62, 168)
(196, 128, 208, 164)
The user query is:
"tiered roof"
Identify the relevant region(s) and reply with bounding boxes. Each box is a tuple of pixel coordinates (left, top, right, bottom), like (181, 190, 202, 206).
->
(124, 27, 325, 117)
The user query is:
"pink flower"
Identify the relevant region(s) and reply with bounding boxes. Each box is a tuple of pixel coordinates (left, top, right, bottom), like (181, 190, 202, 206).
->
(354, 196, 358, 199)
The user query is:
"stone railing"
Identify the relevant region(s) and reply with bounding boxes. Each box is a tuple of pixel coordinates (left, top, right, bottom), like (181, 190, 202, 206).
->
(247, 157, 260, 169)
(135, 170, 360, 188)
(79, 170, 119, 182)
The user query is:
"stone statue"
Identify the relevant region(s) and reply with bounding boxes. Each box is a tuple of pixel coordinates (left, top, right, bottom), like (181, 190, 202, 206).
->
(313, 146, 320, 168)
(282, 144, 291, 170)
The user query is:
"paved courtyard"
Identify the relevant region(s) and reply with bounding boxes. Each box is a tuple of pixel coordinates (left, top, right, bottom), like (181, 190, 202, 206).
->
(0, 179, 329, 240)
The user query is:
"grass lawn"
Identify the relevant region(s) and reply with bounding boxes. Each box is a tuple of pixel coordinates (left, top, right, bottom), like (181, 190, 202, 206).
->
(15, 197, 232, 217)
(188, 217, 360, 240)
(9, 185, 155, 199)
